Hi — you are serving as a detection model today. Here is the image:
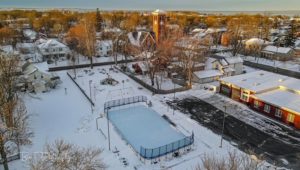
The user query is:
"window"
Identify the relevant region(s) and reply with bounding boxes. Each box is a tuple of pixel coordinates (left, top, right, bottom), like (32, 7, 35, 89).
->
(264, 104, 271, 113)
(240, 90, 249, 102)
(45, 49, 49, 52)
(254, 100, 259, 108)
(275, 109, 282, 118)
(287, 114, 295, 123)
(59, 48, 62, 51)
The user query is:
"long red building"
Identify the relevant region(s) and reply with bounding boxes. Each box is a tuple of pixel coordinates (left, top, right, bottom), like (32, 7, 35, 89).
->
(219, 71, 300, 129)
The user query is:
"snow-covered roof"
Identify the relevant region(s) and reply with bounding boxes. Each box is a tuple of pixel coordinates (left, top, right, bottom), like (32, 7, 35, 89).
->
(220, 71, 286, 93)
(194, 70, 223, 79)
(224, 57, 243, 64)
(245, 38, 269, 46)
(23, 29, 37, 40)
(254, 89, 300, 115)
(212, 52, 243, 65)
(295, 39, 300, 47)
(152, 9, 166, 14)
(37, 39, 68, 49)
(220, 70, 300, 93)
(97, 40, 113, 47)
(262, 45, 292, 54)
(191, 28, 206, 33)
(16, 43, 36, 49)
(104, 27, 122, 33)
(0, 45, 14, 54)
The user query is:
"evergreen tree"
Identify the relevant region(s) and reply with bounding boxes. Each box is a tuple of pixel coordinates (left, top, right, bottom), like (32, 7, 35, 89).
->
(285, 20, 296, 47)
(96, 8, 103, 32)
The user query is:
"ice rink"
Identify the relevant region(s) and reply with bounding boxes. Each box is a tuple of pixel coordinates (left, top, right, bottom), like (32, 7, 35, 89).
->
(108, 105, 193, 158)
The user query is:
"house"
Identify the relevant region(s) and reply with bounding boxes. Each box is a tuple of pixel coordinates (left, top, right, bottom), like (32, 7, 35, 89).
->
(36, 39, 70, 61)
(96, 40, 113, 57)
(210, 53, 244, 76)
(23, 29, 37, 42)
(127, 31, 156, 48)
(244, 38, 271, 55)
(16, 43, 42, 62)
(192, 69, 223, 84)
(19, 62, 61, 93)
(261, 45, 294, 61)
(294, 39, 300, 57)
(0, 45, 16, 55)
(219, 70, 300, 129)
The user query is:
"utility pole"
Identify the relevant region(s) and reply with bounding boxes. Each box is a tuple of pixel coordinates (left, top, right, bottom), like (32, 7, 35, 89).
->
(220, 105, 227, 148)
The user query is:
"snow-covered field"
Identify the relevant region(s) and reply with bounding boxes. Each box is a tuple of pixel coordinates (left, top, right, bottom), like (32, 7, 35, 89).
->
(8, 62, 273, 170)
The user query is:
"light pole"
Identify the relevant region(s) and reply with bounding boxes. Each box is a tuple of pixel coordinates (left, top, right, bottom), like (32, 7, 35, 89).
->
(106, 107, 111, 151)
(89, 80, 93, 113)
(171, 73, 177, 115)
(220, 105, 227, 148)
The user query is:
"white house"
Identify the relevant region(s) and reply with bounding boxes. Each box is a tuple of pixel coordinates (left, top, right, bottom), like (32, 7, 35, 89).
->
(36, 39, 70, 61)
(209, 53, 244, 76)
(96, 40, 113, 57)
(261, 45, 294, 61)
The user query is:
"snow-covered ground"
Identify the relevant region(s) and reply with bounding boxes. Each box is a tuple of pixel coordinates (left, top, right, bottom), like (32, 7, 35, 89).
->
(8, 62, 275, 170)
(135, 74, 182, 90)
(244, 56, 300, 72)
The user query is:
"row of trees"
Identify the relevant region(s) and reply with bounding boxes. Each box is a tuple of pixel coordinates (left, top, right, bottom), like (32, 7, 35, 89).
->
(0, 54, 33, 170)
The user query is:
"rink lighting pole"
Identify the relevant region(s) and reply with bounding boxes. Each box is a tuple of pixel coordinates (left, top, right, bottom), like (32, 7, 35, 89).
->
(107, 108, 111, 151)
(172, 73, 177, 115)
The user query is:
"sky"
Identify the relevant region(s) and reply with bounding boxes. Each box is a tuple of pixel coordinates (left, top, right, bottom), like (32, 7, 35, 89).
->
(0, 0, 300, 11)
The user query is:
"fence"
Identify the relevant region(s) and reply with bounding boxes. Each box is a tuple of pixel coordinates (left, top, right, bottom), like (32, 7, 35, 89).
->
(48, 59, 135, 72)
(104, 95, 147, 113)
(140, 133, 194, 159)
(0, 153, 20, 164)
(115, 67, 191, 94)
(66, 72, 95, 106)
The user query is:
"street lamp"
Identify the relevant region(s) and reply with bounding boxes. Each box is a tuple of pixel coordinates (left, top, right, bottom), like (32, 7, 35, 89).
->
(106, 107, 111, 151)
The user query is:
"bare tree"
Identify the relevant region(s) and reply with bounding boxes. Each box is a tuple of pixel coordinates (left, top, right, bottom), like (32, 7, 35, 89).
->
(28, 139, 106, 170)
(0, 54, 33, 170)
(227, 19, 244, 57)
(195, 150, 264, 170)
(82, 16, 96, 69)
(177, 38, 208, 87)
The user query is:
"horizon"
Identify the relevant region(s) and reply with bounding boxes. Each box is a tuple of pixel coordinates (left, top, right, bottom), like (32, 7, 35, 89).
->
(1, 0, 300, 12)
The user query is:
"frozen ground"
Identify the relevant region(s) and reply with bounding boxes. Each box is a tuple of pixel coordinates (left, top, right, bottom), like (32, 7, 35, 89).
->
(243, 56, 300, 72)
(7, 62, 276, 170)
(135, 74, 182, 90)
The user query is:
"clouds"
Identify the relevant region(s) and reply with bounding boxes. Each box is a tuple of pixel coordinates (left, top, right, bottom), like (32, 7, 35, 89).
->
(0, 0, 299, 11)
